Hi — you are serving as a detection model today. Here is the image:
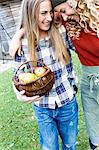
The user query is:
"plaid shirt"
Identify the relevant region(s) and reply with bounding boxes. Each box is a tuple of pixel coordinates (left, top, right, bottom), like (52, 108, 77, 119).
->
(14, 25, 78, 109)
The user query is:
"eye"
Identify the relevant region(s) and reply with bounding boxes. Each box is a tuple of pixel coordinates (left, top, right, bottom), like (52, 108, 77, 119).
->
(54, 10, 58, 13)
(60, 9, 66, 13)
(41, 11, 47, 15)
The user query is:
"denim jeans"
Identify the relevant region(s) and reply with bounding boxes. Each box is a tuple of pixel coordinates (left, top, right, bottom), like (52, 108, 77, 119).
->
(33, 96, 78, 150)
(81, 65, 99, 145)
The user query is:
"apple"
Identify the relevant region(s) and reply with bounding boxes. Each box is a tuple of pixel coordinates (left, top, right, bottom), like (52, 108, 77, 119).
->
(34, 67, 46, 77)
(19, 72, 37, 83)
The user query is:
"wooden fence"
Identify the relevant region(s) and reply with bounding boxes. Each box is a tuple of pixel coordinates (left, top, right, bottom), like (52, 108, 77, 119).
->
(0, 0, 22, 61)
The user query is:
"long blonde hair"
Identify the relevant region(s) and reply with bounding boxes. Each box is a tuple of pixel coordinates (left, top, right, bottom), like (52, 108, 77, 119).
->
(77, 0, 99, 37)
(20, 0, 69, 64)
(66, 0, 99, 38)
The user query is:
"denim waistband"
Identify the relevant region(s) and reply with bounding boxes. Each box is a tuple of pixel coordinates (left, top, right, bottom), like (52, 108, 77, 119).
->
(82, 65, 99, 75)
(82, 65, 99, 93)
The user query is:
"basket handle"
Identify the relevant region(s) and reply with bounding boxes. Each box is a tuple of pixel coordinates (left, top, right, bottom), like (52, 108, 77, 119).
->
(13, 60, 46, 77)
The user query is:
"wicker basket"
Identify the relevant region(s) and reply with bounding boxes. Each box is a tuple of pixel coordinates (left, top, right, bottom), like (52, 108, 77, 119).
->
(13, 61, 55, 97)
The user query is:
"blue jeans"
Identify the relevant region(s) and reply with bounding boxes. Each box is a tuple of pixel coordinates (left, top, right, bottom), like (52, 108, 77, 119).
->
(33, 97, 78, 150)
(81, 65, 99, 145)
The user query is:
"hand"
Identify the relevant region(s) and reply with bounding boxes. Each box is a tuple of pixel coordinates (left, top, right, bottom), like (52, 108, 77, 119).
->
(12, 82, 42, 103)
(61, 12, 68, 21)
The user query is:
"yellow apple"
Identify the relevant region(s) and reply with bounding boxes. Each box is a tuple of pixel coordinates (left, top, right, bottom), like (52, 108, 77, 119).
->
(34, 67, 46, 77)
(19, 72, 37, 83)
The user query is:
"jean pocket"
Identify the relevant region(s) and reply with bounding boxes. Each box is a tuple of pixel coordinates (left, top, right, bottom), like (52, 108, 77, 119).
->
(62, 98, 78, 116)
(33, 105, 50, 122)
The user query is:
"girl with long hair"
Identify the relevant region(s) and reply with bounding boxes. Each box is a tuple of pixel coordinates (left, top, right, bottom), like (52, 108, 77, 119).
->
(12, 0, 78, 149)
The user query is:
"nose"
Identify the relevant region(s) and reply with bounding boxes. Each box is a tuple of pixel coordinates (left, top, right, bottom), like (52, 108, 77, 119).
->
(54, 11, 61, 16)
(47, 13, 52, 21)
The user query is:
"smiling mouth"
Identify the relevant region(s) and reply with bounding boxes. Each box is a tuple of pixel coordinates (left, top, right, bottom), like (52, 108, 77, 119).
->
(44, 22, 51, 25)
(44, 24, 50, 28)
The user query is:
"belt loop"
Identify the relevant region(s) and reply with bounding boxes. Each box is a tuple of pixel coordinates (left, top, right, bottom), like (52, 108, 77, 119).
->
(90, 77, 94, 93)
(88, 74, 94, 93)
(55, 102, 58, 109)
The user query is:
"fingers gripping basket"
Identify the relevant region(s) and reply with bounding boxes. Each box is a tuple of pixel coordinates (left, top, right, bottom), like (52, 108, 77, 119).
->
(13, 61, 55, 97)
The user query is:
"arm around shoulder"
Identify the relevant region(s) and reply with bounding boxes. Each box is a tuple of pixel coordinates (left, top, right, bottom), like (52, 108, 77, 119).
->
(9, 28, 25, 59)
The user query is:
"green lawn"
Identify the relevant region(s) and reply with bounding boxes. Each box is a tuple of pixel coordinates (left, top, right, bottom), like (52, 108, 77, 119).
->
(0, 53, 90, 150)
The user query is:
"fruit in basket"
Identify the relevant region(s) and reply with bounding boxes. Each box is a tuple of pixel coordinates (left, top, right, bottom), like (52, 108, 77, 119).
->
(13, 61, 55, 97)
(34, 67, 46, 77)
(19, 72, 37, 83)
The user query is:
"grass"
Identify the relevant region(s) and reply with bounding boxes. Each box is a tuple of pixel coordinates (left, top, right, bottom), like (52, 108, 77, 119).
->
(72, 52, 90, 150)
(0, 53, 90, 150)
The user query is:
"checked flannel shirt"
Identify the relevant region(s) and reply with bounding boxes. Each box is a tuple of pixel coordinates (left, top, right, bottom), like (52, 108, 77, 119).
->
(14, 25, 78, 109)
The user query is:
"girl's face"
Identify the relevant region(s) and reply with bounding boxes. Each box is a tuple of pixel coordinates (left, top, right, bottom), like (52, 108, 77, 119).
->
(54, 2, 75, 21)
(38, 0, 53, 37)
